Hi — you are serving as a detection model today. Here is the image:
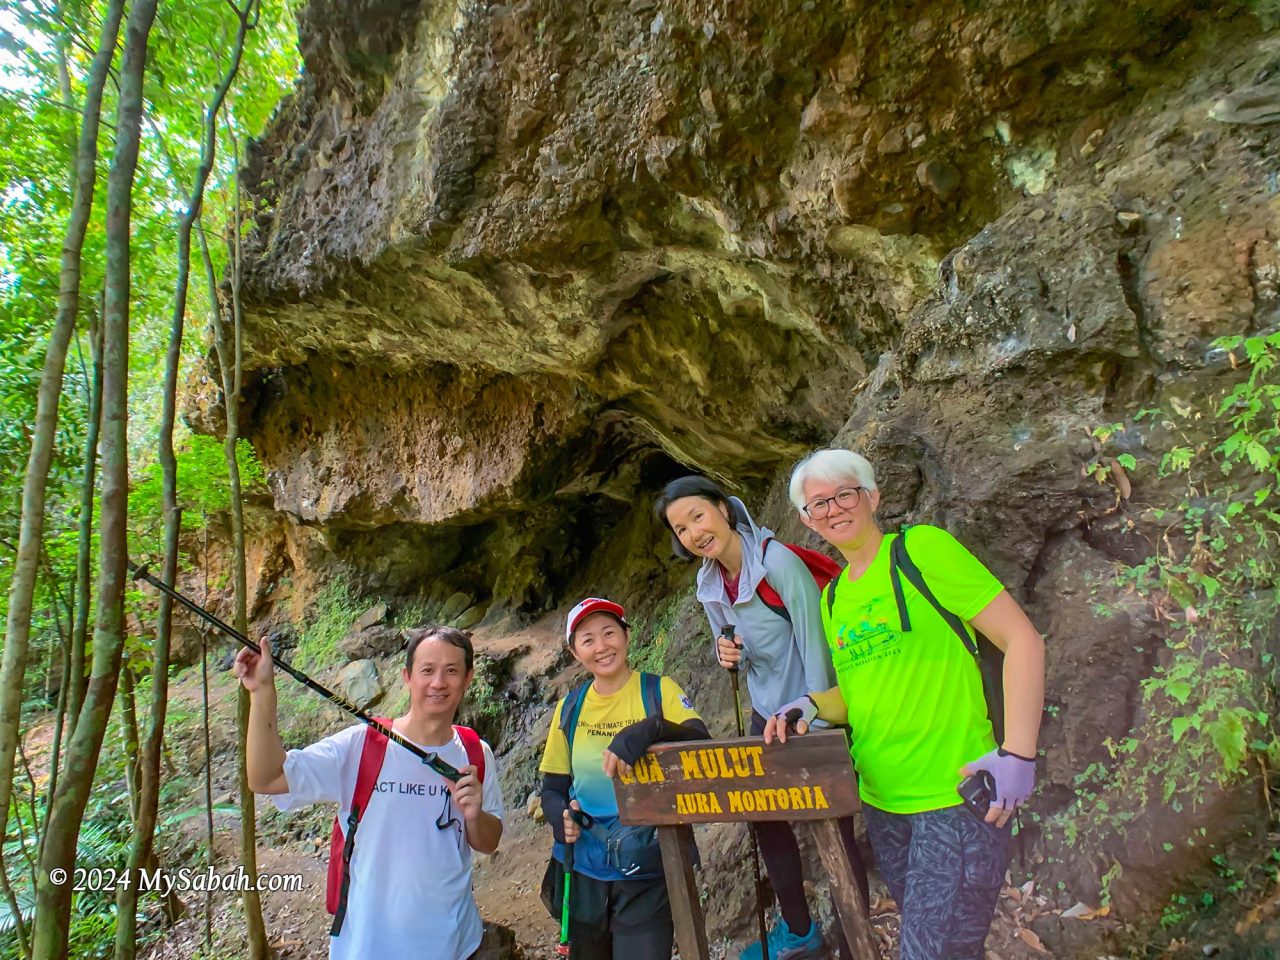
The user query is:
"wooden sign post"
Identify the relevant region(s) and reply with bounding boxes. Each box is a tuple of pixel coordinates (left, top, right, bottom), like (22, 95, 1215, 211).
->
(613, 729, 877, 960)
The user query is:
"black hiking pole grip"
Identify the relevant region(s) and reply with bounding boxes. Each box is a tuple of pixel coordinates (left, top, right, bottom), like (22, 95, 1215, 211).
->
(723, 624, 770, 953)
(128, 560, 463, 782)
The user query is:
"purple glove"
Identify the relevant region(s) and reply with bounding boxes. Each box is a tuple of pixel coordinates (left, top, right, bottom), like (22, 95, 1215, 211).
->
(964, 747, 1036, 812)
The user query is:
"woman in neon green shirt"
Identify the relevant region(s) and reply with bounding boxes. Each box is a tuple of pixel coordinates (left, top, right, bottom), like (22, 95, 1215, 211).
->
(766, 449, 1046, 960)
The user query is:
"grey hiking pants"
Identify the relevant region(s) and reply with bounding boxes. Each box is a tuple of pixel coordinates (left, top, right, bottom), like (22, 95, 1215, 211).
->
(863, 804, 1011, 960)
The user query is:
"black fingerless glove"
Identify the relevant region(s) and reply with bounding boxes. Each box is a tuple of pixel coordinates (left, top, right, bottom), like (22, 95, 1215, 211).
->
(608, 717, 711, 766)
(539, 773, 571, 844)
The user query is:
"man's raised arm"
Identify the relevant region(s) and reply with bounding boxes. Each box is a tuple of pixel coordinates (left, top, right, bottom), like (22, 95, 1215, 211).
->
(234, 635, 290, 795)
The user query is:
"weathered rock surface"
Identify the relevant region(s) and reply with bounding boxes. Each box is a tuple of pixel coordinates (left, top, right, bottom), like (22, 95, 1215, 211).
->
(334, 659, 383, 709)
(191, 1, 1280, 955)
(351, 601, 388, 632)
(338, 624, 402, 660)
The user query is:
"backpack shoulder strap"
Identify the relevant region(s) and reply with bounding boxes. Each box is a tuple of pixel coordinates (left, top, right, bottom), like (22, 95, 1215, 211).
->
(891, 530, 978, 656)
(352, 718, 392, 817)
(329, 718, 390, 935)
(453, 725, 485, 783)
(639, 672, 663, 719)
(558, 682, 592, 765)
(755, 537, 793, 623)
(824, 574, 841, 618)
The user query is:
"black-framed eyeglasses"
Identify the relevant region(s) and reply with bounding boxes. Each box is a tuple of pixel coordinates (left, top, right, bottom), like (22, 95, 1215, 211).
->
(803, 487, 864, 519)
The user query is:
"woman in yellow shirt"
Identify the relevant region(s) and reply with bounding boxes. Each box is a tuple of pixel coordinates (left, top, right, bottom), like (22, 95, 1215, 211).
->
(539, 597, 709, 960)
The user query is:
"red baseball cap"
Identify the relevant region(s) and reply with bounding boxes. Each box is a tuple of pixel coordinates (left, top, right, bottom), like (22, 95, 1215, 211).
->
(565, 597, 628, 644)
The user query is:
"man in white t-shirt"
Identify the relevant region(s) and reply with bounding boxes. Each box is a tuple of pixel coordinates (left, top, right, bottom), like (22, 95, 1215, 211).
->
(236, 625, 505, 960)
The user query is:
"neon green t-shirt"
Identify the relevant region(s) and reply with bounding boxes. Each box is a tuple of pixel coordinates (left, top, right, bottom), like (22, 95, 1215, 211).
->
(821, 525, 1003, 814)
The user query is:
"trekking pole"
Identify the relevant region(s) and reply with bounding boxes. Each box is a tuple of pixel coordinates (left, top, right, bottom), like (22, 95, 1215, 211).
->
(724, 624, 770, 952)
(557, 808, 592, 957)
(557, 836, 573, 958)
(128, 561, 463, 782)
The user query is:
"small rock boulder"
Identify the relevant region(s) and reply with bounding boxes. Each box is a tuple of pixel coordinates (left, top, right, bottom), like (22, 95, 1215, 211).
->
(452, 604, 486, 630)
(338, 625, 403, 661)
(351, 601, 389, 633)
(334, 660, 383, 709)
(526, 791, 544, 822)
(916, 159, 961, 199)
(439, 591, 473, 622)
(169, 623, 208, 668)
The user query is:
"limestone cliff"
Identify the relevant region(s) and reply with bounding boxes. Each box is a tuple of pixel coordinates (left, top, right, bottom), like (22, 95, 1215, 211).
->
(188, 0, 1280, 954)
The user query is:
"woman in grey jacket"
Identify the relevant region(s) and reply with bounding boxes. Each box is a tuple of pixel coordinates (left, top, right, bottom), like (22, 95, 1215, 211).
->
(654, 476, 869, 960)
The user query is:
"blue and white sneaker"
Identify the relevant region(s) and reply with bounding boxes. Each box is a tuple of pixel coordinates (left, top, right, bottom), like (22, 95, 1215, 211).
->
(738, 917, 826, 960)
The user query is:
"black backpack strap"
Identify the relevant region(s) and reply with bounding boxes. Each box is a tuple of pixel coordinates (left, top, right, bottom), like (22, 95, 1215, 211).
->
(890, 530, 978, 657)
(824, 575, 840, 618)
(331, 814, 359, 936)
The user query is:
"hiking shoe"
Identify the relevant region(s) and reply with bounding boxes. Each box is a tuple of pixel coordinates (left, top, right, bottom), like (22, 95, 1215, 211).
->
(738, 917, 825, 960)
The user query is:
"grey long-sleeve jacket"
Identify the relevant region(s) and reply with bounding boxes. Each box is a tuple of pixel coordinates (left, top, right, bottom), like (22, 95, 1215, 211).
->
(694, 498, 837, 717)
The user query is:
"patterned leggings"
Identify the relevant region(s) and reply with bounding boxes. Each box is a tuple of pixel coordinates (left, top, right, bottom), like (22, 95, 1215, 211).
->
(863, 804, 1011, 960)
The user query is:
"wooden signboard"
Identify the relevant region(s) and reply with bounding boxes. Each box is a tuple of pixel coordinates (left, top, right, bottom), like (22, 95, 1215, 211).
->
(613, 730, 877, 960)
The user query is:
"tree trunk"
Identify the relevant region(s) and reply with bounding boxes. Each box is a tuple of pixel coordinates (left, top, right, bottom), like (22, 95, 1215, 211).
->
(30, 0, 158, 954)
(217, 130, 269, 959)
(201, 520, 215, 952)
(119, 663, 140, 825)
(112, 6, 258, 956)
(68, 317, 103, 740)
(0, 0, 124, 867)
(42, 540, 73, 831)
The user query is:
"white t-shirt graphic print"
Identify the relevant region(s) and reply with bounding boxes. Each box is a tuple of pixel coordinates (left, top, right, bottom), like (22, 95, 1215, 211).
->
(270, 723, 505, 960)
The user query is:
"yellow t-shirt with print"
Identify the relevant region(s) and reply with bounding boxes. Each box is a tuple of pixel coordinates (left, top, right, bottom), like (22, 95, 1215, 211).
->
(541, 671, 699, 822)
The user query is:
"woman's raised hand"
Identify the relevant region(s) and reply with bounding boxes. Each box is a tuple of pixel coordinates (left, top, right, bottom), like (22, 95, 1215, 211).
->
(716, 633, 742, 670)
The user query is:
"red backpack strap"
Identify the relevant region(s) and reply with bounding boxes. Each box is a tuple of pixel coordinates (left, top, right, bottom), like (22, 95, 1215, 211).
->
(755, 538, 792, 623)
(756, 538, 844, 623)
(326, 719, 391, 934)
(453, 725, 486, 782)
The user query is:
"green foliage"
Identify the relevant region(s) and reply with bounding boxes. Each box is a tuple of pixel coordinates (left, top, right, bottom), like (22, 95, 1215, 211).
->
(1045, 333, 1280, 916)
(392, 597, 434, 630)
(0, 2, 303, 955)
(127, 432, 266, 558)
(464, 654, 504, 721)
(0, 0, 300, 703)
(293, 581, 360, 671)
(0, 800, 134, 960)
(628, 586, 692, 676)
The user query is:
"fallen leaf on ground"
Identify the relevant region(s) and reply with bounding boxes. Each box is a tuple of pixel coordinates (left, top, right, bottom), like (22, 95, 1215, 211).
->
(1018, 927, 1049, 952)
(1109, 459, 1132, 499)
(1061, 901, 1111, 920)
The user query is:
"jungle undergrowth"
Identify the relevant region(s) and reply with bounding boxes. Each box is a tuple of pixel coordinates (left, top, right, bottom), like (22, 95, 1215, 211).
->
(1041, 332, 1280, 945)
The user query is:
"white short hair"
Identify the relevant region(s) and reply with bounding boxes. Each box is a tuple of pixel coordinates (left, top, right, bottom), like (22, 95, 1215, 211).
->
(789, 449, 878, 511)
